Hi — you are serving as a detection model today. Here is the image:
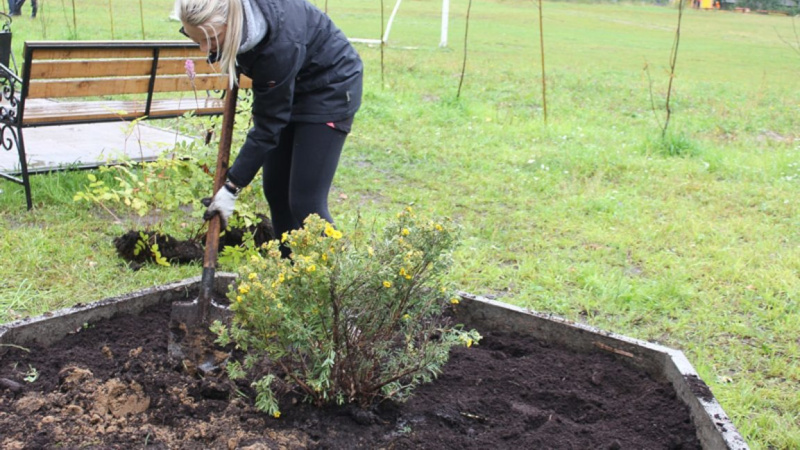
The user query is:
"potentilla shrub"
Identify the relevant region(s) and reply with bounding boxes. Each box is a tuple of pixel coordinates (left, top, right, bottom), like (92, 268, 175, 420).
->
(213, 209, 481, 417)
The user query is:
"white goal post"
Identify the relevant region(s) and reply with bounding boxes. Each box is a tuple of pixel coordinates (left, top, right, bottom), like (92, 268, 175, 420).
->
(348, 0, 451, 48)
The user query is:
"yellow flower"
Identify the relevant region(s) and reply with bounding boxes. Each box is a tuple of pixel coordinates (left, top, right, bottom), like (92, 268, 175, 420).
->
(399, 267, 412, 280)
(321, 253, 328, 262)
(278, 273, 286, 283)
(250, 255, 260, 263)
(236, 296, 243, 303)
(238, 285, 250, 295)
(450, 297, 460, 305)
(383, 280, 392, 288)
(281, 232, 289, 243)
(401, 228, 410, 236)
(466, 339, 473, 348)
(273, 411, 281, 418)
(434, 223, 443, 231)
(248, 272, 258, 281)
(402, 314, 410, 320)
(367, 246, 374, 257)
(307, 264, 316, 273)
(324, 223, 343, 239)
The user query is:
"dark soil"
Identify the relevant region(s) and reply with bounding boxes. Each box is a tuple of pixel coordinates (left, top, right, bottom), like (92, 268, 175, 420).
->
(114, 214, 275, 268)
(0, 301, 701, 449)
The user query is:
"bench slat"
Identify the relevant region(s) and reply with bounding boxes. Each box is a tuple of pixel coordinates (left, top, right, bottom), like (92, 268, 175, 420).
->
(26, 74, 232, 98)
(157, 46, 210, 59)
(29, 47, 154, 60)
(29, 60, 154, 79)
(28, 45, 215, 62)
(158, 58, 219, 76)
(28, 58, 219, 80)
(21, 98, 225, 125)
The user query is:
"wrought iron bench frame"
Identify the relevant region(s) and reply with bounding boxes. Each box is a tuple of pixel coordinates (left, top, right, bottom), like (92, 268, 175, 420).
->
(0, 40, 251, 210)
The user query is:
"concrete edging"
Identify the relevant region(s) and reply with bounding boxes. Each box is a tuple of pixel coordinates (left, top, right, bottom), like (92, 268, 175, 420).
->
(0, 274, 236, 347)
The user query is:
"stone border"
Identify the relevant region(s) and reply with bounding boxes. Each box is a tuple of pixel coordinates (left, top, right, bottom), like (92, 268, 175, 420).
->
(0, 274, 236, 348)
(0, 277, 748, 449)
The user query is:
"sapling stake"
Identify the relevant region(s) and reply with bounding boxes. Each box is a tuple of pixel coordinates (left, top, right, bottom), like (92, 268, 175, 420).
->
(538, 0, 547, 124)
(380, 0, 385, 88)
(139, 0, 145, 40)
(661, 0, 685, 139)
(70, 0, 76, 39)
(107, 0, 114, 39)
(643, 0, 684, 139)
(457, 0, 473, 98)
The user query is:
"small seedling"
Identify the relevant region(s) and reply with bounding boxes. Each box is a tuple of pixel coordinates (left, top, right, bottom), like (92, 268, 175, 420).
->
(23, 365, 39, 383)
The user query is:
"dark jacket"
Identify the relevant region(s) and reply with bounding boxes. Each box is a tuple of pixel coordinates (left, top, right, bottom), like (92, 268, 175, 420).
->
(227, 0, 363, 188)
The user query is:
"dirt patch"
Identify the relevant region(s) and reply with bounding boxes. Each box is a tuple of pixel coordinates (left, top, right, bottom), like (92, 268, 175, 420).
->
(0, 301, 701, 449)
(113, 214, 275, 268)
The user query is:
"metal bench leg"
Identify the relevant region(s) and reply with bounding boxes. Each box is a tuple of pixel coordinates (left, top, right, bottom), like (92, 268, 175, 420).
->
(16, 127, 32, 210)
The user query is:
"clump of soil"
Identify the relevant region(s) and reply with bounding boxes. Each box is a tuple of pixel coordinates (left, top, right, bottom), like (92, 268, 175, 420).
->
(114, 214, 275, 268)
(0, 301, 701, 449)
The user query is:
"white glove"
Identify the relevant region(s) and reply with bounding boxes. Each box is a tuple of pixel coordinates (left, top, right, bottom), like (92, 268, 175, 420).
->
(202, 186, 237, 226)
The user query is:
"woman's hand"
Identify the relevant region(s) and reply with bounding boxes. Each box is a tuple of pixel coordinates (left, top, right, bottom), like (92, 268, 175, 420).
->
(202, 187, 237, 227)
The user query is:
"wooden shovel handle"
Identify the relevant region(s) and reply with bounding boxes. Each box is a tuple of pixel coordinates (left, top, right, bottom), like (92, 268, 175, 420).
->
(199, 84, 239, 303)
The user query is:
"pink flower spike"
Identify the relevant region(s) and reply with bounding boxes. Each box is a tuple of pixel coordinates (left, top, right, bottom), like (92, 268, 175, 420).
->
(184, 59, 196, 81)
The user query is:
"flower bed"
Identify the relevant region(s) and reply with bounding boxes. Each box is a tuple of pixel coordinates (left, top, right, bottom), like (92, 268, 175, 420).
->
(0, 277, 747, 449)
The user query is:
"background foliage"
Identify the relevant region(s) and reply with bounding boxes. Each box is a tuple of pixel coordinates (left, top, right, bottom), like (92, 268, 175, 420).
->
(0, 1, 798, 448)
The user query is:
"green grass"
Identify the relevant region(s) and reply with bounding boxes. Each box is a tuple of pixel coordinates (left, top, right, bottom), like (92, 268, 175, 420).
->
(2, 1, 800, 448)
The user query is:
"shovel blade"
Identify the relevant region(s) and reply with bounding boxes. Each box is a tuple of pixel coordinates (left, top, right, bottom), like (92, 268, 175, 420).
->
(170, 298, 232, 329)
(169, 298, 232, 375)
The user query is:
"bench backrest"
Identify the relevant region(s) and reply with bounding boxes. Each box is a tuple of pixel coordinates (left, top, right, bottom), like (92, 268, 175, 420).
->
(22, 41, 252, 100)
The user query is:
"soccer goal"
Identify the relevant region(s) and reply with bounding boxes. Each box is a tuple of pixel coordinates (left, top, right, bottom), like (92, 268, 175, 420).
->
(348, 0, 451, 48)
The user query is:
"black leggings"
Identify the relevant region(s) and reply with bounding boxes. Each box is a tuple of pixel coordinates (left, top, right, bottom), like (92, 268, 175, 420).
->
(262, 122, 347, 244)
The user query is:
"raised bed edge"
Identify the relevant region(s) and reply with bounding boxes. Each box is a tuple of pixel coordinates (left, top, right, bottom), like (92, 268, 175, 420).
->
(0, 273, 237, 348)
(456, 292, 748, 450)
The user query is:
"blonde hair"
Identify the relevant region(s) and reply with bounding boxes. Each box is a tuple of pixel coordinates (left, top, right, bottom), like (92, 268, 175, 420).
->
(175, 0, 243, 88)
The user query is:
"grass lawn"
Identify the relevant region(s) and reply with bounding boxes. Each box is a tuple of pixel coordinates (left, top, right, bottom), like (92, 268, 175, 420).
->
(1, 1, 799, 448)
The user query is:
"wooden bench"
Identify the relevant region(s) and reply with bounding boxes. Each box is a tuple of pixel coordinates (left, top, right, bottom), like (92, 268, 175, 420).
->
(0, 40, 252, 210)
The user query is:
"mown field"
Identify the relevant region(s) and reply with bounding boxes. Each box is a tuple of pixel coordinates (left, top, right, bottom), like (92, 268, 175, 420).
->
(1, 1, 798, 448)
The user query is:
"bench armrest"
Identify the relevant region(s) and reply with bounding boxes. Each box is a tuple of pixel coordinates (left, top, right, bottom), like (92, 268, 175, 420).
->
(0, 61, 21, 125)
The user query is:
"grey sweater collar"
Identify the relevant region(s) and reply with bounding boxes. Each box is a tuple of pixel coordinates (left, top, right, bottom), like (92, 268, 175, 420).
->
(239, 0, 267, 54)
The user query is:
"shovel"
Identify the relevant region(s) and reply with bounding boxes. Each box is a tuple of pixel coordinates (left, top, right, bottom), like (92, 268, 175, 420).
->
(168, 83, 239, 375)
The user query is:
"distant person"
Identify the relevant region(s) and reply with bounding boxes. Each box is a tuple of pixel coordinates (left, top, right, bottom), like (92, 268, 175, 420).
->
(9, 0, 36, 17)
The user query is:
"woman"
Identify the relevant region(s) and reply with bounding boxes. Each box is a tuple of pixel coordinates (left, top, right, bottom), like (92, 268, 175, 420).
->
(176, 0, 363, 255)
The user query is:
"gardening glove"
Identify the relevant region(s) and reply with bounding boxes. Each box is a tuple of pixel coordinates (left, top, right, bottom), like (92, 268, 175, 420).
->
(202, 181, 239, 227)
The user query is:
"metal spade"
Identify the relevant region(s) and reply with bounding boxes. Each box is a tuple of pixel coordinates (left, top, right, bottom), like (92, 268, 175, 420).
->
(168, 83, 239, 374)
